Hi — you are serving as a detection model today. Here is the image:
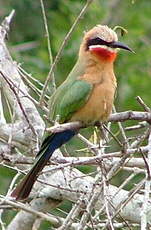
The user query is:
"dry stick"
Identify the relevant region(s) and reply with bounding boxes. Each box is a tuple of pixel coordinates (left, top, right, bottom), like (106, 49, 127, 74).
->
(39, 0, 94, 104)
(0, 172, 20, 228)
(101, 138, 143, 207)
(0, 98, 20, 225)
(1, 162, 85, 196)
(93, 129, 115, 229)
(40, 0, 56, 92)
(102, 177, 114, 230)
(0, 88, 6, 124)
(125, 122, 147, 131)
(141, 131, 151, 229)
(7, 80, 21, 149)
(0, 9, 15, 39)
(115, 179, 146, 217)
(77, 175, 103, 230)
(106, 152, 129, 182)
(0, 147, 148, 173)
(7, 173, 21, 197)
(46, 111, 151, 134)
(77, 133, 99, 155)
(40, 0, 53, 66)
(93, 172, 137, 222)
(19, 68, 49, 100)
(136, 96, 150, 113)
(43, 146, 149, 175)
(18, 66, 46, 90)
(0, 71, 37, 136)
(130, 96, 151, 149)
(18, 66, 50, 109)
(102, 178, 146, 230)
(102, 124, 122, 147)
(0, 196, 63, 227)
(113, 172, 137, 198)
(0, 70, 48, 114)
(109, 111, 151, 122)
(130, 128, 150, 149)
(91, 223, 139, 229)
(0, 216, 5, 230)
(122, 166, 145, 174)
(93, 159, 145, 224)
(46, 121, 84, 133)
(4, 91, 14, 121)
(58, 197, 84, 230)
(92, 129, 113, 228)
(97, 122, 126, 226)
(140, 148, 151, 179)
(113, 106, 129, 147)
(82, 131, 104, 228)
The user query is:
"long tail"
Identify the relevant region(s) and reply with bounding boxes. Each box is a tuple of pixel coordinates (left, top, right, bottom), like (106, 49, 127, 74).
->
(11, 129, 76, 200)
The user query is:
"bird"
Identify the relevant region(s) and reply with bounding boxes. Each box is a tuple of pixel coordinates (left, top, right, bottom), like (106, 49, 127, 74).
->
(11, 25, 133, 200)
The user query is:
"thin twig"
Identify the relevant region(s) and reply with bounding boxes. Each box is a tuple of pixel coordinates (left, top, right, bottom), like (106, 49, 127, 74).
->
(141, 130, 151, 229)
(77, 174, 103, 230)
(0, 70, 48, 114)
(58, 197, 84, 230)
(103, 177, 114, 230)
(113, 106, 129, 147)
(125, 122, 147, 131)
(18, 66, 45, 89)
(0, 71, 37, 136)
(136, 96, 150, 112)
(103, 124, 123, 147)
(39, 0, 94, 104)
(0, 195, 63, 225)
(0, 88, 6, 124)
(40, 0, 56, 92)
(109, 111, 151, 122)
(103, 178, 146, 229)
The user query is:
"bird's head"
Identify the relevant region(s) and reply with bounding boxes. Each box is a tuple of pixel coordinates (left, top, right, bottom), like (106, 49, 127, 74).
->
(79, 25, 133, 63)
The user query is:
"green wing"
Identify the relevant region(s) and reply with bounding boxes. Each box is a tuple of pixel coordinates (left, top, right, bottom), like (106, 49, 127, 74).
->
(50, 79, 93, 123)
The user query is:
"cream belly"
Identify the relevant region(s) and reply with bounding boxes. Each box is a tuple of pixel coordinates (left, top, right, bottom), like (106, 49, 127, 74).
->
(70, 81, 115, 123)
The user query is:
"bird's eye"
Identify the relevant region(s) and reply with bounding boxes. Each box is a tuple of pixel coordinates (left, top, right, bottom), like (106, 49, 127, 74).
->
(95, 37, 103, 43)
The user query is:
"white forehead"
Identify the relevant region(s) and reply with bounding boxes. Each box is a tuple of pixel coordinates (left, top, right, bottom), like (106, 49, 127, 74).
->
(96, 25, 118, 41)
(85, 25, 118, 43)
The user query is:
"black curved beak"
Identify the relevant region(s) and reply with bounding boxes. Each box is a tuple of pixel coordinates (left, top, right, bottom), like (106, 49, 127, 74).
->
(109, 41, 134, 53)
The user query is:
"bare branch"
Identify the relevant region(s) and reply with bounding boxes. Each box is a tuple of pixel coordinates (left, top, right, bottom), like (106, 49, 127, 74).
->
(3, 197, 61, 230)
(109, 111, 151, 122)
(46, 111, 151, 134)
(141, 130, 151, 229)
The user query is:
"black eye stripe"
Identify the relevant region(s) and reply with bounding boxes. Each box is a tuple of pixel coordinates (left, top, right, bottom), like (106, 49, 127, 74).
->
(86, 37, 133, 52)
(86, 37, 111, 50)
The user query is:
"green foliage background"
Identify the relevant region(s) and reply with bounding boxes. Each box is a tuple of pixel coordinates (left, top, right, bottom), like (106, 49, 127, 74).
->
(0, 0, 151, 229)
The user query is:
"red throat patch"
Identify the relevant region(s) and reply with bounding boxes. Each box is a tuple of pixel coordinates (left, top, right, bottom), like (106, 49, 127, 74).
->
(90, 47, 117, 62)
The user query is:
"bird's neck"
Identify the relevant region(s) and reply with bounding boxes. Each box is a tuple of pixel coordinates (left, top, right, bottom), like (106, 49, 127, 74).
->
(66, 55, 116, 85)
(78, 55, 116, 85)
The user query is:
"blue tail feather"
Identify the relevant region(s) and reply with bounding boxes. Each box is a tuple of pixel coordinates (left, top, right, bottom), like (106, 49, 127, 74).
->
(11, 129, 77, 200)
(44, 129, 76, 158)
